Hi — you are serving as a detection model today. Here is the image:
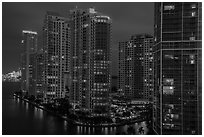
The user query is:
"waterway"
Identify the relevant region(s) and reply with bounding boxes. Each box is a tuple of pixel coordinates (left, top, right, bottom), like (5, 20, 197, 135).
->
(2, 82, 149, 135)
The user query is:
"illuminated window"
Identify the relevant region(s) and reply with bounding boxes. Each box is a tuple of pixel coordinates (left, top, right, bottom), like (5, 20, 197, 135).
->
(83, 24, 88, 28)
(191, 4, 196, 9)
(189, 54, 195, 64)
(171, 114, 179, 119)
(190, 36, 195, 41)
(192, 11, 196, 17)
(164, 5, 175, 11)
(163, 78, 174, 85)
(163, 86, 174, 95)
(164, 54, 174, 59)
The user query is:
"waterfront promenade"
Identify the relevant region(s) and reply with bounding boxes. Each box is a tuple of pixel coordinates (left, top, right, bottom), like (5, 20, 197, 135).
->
(13, 93, 149, 128)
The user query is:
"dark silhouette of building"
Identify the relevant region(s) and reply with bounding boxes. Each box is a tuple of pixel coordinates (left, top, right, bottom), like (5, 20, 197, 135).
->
(153, 2, 202, 135)
(118, 34, 153, 101)
(111, 75, 118, 93)
(69, 8, 112, 116)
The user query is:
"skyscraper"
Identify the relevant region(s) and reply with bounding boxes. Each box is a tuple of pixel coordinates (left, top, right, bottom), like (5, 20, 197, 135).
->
(42, 11, 70, 101)
(69, 8, 112, 116)
(118, 34, 153, 101)
(20, 30, 37, 96)
(153, 2, 202, 135)
(36, 50, 44, 98)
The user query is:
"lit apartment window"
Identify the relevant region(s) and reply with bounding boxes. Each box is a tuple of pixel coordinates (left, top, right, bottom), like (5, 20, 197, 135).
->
(189, 54, 195, 64)
(163, 78, 174, 85)
(163, 85, 174, 95)
(190, 36, 195, 41)
(192, 11, 196, 17)
(191, 4, 196, 9)
(164, 54, 174, 59)
(154, 37, 157, 42)
(164, 5, 175, 11)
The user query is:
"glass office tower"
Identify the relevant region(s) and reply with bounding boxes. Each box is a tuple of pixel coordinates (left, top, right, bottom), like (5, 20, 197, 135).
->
(153, 2, 202, 135)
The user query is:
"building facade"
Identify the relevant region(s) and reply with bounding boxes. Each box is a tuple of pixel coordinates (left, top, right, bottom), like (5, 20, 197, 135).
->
(36, 50, 44, 98)
(118, 34, 153, 101)
(20, 30, 37, 96)
(69, 8, 112, 116)
(153, 2, 202, 135)
(42, 11, 70, 101)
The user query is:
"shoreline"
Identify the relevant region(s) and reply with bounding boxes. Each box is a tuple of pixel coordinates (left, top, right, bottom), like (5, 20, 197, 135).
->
(13, 93, 147, 127)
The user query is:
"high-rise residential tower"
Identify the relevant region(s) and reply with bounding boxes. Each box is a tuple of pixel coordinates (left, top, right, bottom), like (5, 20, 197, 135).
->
(153, 2, 202, 135)
(42, 11, 70, 101)
(20, 30, 37, 96)
(118, 34, 153, 101)
(36, 49, 44, 98)
(69, 8, 112, 116)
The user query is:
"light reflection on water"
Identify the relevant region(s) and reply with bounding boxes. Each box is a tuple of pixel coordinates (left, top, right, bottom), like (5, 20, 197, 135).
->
(13, 97, 149, 135)
(63, 121, 67, 131)
(93, 126, 95, 133)
(101, 127, 104, 133)
(88, 127, 90, 134)
(84, 126, 86, 134)
(6, 94, 149, 134)
(104, 127, 108, 135)
(17, 97, 20, 103)
(77, 125, 80, 133)
(25, 102, 29, 112)
(39, 109, 43, 119)
(34, 107, 38, 118)
(72, 122, 148, 135)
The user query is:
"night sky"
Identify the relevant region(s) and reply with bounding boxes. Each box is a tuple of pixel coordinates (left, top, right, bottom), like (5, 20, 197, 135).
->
(2, 2, 154, 75)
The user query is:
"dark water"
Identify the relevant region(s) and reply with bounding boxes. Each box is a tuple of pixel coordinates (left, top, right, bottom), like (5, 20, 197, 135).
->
(2, 82, 148, 135)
